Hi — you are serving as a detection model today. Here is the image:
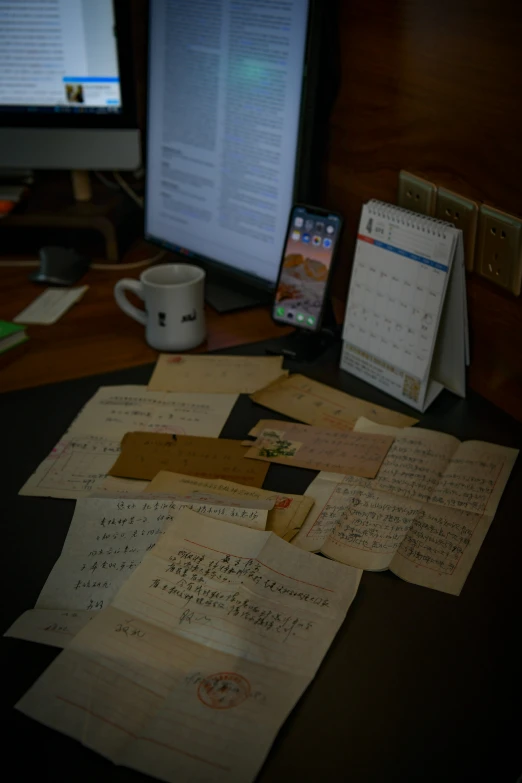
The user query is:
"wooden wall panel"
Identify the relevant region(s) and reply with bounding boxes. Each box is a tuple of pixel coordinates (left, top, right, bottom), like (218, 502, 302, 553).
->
(323, 0, 522, 420)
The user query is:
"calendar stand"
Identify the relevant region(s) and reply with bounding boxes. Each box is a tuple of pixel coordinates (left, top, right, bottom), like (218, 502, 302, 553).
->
(341, 200, 467, 411)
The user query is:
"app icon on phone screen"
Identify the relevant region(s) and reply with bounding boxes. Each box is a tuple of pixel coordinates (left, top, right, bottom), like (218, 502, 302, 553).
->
(315, 222, 324, 233)
(312, 235, 321, 246)
(294, 217, 303, 227)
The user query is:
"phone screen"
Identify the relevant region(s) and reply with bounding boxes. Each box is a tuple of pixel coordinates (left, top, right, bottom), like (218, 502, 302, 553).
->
(273, 205, 342, 331)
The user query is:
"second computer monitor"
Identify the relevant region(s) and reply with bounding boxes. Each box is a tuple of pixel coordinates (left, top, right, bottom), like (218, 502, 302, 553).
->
(145, 0, 319, 295)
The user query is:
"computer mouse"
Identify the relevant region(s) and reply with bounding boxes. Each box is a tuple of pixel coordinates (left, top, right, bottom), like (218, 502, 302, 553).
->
(30, 246, 91, 286)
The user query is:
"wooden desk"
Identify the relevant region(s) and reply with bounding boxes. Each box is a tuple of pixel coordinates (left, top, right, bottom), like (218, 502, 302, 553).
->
(0, 258, 291, 393)
(2, 257, 522, 426)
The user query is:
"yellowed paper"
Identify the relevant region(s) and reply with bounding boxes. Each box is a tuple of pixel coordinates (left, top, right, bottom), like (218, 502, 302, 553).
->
(391, 504, 495, 593)
(18, 434, 123, 500)
(16, 510, 361, 783)
(109, 432, 270, 488)
(251, 373, 418, 430)
(6, 497, 268, 648)
(149, 353, 288, 393)
(19, 386, 238, 499)
(245, 419, 393, 478)
(94, 476, 150, 495)
(145, 470, 315, 542)
(144, 487, 275, 512)
(36, 497, 267, 612)
(295, 419, 518, 594)
(91, 489, 273, 525)
(5, 609, 95, 648)
(320, 486, 423, 570)
(66, 385, 238, 439)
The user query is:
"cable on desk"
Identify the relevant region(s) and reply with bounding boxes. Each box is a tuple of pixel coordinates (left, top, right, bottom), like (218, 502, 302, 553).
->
(91, 249, 166, 270)
(0, 249, 166, 271)
(113, 171, 144, 208)
(0, 260, 39, 267)
(94, 171, 120, 190)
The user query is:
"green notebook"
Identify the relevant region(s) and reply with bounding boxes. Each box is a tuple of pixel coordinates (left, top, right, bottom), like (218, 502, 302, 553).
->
(0, 320, 28, 355)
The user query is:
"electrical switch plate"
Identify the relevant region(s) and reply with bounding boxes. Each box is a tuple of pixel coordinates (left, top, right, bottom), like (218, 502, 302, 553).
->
(435, 188, 478, 272)
(476, 205, 522, 296)
(397, 171, 437, 216)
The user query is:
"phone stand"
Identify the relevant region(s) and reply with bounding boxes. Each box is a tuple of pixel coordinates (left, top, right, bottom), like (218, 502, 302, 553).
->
(266, 298, 340, 362)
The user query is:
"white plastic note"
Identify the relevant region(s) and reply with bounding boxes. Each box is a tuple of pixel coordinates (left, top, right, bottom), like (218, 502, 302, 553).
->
(14, 286, 89, 325)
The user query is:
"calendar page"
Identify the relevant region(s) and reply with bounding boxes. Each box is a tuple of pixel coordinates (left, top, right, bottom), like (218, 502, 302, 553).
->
(342, 201, 458, 409)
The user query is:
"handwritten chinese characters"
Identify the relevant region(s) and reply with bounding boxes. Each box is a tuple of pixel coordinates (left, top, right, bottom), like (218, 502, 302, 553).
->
(16, 510, 361, 783)
(34, 497, 267, 617)
(4, 609, 95, 648)
(18, 385, 238, 499)
(144, 470, 314, 541)
(294, 422, 518, 594)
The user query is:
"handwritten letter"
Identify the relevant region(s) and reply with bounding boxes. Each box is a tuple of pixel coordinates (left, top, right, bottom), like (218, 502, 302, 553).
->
(16, 511, 361, 783)
(295, 419, 518, 594)
(144, 470, 315, 541)
(19, 386, 237, 499)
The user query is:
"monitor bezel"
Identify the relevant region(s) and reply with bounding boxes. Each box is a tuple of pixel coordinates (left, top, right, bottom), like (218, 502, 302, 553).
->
(0, 0, 137, 130)
(144, 0, 327, 295)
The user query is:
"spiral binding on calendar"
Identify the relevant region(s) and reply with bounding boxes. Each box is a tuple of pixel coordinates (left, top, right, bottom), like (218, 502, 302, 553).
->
(367, 199, 452, 239)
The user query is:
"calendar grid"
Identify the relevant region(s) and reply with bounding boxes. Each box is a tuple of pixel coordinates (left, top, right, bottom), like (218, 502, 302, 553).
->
(343, 205, 454, 381)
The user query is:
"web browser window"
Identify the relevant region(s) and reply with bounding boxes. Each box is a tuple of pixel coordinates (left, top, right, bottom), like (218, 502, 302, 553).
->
(0, 0, 121, 113)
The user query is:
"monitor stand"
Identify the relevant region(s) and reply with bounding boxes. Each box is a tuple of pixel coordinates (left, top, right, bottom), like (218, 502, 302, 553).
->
(0, 170, 142, 260)
(205, 278, 272, 313)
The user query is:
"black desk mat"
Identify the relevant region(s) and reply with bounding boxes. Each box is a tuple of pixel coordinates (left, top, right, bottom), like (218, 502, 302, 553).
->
(2, 339, 521, 782)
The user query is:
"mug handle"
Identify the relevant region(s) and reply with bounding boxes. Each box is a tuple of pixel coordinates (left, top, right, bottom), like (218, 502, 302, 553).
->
(114, 279, 147, 325)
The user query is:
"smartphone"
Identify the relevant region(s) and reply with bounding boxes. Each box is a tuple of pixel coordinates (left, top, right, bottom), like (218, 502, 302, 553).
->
(272, 204, 343, 332)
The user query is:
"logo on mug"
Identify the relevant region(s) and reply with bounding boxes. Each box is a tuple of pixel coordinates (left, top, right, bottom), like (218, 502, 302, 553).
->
(158, 312, 166, 327)
(181, 309, 197, 323)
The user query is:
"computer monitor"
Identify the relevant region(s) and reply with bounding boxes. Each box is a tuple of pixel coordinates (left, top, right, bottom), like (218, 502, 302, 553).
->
(145, 0, 330, 309)
(0, 0, 140, 170)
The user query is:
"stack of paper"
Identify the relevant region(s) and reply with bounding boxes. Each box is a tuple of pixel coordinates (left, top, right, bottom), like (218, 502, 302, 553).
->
(19, 386, 238, 499)
(7, 351, 518, 781)
(16, 510, 362, 783)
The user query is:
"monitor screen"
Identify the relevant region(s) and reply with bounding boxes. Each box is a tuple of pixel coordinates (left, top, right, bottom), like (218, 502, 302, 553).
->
(0, 0, 122, 115)
(145, 0, 311, 289)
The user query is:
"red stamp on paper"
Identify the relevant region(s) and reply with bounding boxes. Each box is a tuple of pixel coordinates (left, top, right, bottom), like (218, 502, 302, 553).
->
(167, 356, 183, 364)
(197, 672, 251, 710)
(274, 496, 292, 510)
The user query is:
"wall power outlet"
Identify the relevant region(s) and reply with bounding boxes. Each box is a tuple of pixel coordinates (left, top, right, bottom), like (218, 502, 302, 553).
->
(435, 188, 478, 272)
(476, 205, 522, 296)
(397, 171, 437, 216)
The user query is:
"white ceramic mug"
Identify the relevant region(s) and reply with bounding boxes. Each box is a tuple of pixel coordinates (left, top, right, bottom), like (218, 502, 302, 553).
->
(114, 263, 206, 351)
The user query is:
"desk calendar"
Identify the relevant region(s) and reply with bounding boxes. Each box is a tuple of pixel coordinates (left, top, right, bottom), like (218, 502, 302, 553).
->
(341, 200, 468, 412)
